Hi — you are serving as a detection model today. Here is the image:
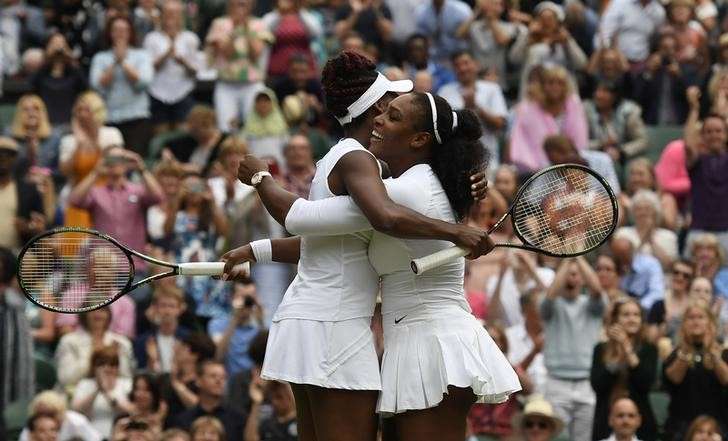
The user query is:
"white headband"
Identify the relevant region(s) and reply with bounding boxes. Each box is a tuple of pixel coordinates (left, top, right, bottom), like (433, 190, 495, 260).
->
(335, 73, 413, 125)
(425, 93, 459, 144)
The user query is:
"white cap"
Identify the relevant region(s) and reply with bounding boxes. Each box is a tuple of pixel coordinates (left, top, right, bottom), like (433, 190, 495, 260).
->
(335, 72, 413, 125)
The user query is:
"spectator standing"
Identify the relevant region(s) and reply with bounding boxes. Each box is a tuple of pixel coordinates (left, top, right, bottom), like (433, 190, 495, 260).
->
(401, 34, 456, 94)
(666, 0, 706, 67)
(509, 65, 588, 173)
(19, 390, 102, 441)
(542, 257, 605, 441)
(647, 260, 694, 347)
(415, 0, 471, 65)
(71, 345, 134, 439)
(438, 50, 507, 171)
(611, 237, 665, 311)
(165, 174, 228, 322)
(0, 137, 45, 251)
(262, 0, 322, 81)
(590, 297, 658, 441)
(144, 0, 201, 134)
(455, 0, 523, 91)
(0, 0, 48, 77)
(149, 160, 185, 244)
(54, 308, 134, 393)
(598, 398, 644, 441)
(171, 360, 247, 441)
(506, 289, 548, 395)
(133, 0, 161, 44)
(663, 301, 728, 440)
(584, 48, 632, 99)
(0, 248, 35, 420)
(8, 95, 61, 183)
(584, 82, 648, 167)
(90, 16, 154, 156)
(68, 147, 163, 276)
(509, 2, 587, 94)
(596, 0, 666, 67)
(684, 87, 728, 256)
(635, 31, 693, 126)
(654, 139, 691, 211)
(205, 0, 273, 132)
(334, 0, 393, 63)
(31, 33, 87, 128)
(209, 280, 264, 377)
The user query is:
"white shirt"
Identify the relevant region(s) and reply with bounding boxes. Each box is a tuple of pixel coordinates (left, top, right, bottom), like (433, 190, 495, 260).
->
(438, 80, 508, 169)
(19, 410, 102, 441)
(144, 30, 201, 103)
(581, 150, 622, 194)
(273, 139, 380, 322)
(505, 323, 547, 395)
(486, 268, 555, 327)
(71, 377, 132, 439)
(596, 0, 666, 62)
(59, 127, 125, 163)
(614, 226, 678, 262)
(598, 435, 642, 441)
(285, 163, 469, 315)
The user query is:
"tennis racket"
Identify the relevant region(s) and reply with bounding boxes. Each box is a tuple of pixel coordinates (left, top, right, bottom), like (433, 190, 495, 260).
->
(411, 164, 618, 274)
(17, 227, 249, 313)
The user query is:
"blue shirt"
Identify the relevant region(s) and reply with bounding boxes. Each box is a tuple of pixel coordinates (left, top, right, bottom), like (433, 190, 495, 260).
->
(208, 317, 259, 376)
(90, 48, 154, 123)
(415, 0, 471, 64)
(621, 254, 665, 310)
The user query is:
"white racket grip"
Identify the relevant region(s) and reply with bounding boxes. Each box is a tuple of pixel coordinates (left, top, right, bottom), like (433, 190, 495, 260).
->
(178, 261, 250, 276)
(410, 246, 469, 274)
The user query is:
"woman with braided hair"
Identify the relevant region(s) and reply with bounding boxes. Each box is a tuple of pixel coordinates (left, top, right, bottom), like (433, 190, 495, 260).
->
(222, 51, 495, 441)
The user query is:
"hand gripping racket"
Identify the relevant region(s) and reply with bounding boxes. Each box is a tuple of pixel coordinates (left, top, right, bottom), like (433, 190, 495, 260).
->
(17, 227, 249, 313)
(411, 164, 618, 274)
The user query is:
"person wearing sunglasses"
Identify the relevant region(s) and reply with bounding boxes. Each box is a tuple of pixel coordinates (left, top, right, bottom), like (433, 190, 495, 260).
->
(647, 259, 694, 356)
(513, 395, 564, 441)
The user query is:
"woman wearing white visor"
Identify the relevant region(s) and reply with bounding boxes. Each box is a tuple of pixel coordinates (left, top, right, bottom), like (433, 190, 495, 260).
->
(223, 51, 494, 441)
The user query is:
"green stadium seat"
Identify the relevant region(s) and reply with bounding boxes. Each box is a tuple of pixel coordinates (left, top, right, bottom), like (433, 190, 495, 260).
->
(649, 390, 670, 429)
(0, 104, 16, 131)
(34, 354, 57, 392)
(645, 125, 683, 163)
(3, 398, 30, 441)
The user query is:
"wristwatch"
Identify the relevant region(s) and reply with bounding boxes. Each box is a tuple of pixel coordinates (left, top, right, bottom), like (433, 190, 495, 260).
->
(250, 171, 272, 188)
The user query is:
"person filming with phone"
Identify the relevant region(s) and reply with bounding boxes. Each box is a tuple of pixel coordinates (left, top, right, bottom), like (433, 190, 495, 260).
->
(209, 278, 265, 378)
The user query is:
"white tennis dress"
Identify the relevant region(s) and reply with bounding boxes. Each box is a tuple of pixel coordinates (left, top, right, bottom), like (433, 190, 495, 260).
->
(260, 138, 382, 390)
(285, 163, 522, 414)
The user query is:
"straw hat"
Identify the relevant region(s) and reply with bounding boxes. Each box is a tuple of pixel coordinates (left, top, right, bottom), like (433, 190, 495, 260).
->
(513, 395, 565, 435)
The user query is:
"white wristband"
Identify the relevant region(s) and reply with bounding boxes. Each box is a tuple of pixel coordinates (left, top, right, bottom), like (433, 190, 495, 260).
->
(250, 239, 273, 264)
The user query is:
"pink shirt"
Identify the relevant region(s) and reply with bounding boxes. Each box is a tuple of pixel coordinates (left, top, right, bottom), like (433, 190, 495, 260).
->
(655, 139, 690, 197)
(69, 181, 162, 271)
(509, 94, 588, 171)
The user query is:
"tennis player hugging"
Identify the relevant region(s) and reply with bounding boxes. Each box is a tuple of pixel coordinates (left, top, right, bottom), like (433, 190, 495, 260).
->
(221, 51, 521, 441)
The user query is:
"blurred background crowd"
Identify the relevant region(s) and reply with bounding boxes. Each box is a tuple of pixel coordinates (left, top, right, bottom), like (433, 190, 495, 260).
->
(1, 0, 728, 440)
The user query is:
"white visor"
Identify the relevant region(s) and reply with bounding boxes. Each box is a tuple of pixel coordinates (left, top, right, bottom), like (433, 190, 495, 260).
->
(335, 72, 413, 125)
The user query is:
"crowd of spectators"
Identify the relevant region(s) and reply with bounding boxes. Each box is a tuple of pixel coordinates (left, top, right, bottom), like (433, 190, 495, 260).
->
(2, 0, 728, 440)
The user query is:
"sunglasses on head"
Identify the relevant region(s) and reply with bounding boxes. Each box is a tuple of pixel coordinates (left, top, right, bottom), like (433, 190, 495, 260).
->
(524, 419, 550, 430)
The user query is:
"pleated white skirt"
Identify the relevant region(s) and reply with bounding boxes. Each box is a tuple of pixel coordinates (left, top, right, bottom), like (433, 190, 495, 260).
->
(261, 317, 382, 390)
(377, 306, 521, 416)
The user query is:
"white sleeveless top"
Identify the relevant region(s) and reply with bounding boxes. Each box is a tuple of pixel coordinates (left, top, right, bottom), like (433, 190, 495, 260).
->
(284, 163, 470, 317)
(272, 138, 380, 322)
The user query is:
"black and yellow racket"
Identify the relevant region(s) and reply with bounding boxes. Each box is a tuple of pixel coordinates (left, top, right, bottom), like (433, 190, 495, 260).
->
(411, 164, 618, 274)
(17, 227, 248, 313)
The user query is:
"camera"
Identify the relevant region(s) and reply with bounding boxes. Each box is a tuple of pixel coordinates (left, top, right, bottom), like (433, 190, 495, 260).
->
(244, 296, 255, 307)
(126, 420, 149, 431)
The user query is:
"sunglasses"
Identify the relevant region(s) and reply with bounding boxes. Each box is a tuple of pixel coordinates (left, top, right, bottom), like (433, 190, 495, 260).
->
(524, 419, 551, 430)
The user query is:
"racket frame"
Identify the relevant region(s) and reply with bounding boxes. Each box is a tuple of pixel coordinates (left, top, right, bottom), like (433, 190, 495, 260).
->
(18, 227, 190, 313)
(487, 163, 619, 257)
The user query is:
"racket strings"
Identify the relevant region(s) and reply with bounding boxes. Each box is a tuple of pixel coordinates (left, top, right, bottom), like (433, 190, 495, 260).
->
(19, 231, 132, 312)
(514, 168, 615, 255)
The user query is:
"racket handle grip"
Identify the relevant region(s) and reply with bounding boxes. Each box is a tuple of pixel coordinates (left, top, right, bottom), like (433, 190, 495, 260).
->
(410, 246, 469, 274)
(178, 262, 250, 276)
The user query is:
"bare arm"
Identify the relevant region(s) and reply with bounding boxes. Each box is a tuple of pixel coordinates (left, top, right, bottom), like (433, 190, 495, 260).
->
(684, 86, 702, 168)
(575, 255, 602, 296)
(545, 259, 570, 300)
